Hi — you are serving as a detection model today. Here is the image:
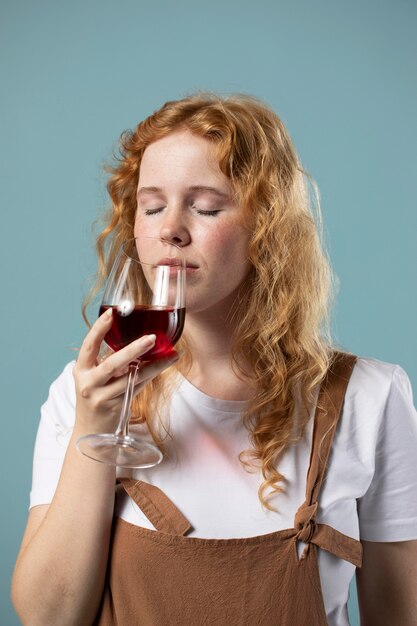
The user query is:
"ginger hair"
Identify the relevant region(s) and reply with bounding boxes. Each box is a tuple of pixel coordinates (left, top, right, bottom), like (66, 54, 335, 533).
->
(84, 93, 335, 509)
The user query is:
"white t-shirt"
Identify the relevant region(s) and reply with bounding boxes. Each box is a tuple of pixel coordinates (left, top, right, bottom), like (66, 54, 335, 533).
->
(30, 357, 417, 626)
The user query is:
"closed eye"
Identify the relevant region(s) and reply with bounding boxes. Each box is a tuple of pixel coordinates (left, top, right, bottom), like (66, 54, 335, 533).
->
(143, 207, 221, 217)
(195, 209, 221, 217)
(144, 207, 164, 215)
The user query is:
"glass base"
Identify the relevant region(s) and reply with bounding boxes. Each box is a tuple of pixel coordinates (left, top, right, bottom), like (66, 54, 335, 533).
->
(76, 433, 163, 469)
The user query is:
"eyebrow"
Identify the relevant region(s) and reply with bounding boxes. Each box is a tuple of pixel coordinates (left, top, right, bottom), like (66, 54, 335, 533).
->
(137, 185, 230, 199)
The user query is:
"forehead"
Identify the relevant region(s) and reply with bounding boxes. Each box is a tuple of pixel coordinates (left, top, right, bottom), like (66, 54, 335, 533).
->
(139, 130, 222, 181)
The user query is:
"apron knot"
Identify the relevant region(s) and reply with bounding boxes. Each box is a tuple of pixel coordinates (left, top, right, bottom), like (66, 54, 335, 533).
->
(296, 519, 316, 543)
(294, 501, 318, 543)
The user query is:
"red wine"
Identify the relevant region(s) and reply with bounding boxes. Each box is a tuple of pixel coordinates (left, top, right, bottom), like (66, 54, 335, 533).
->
(99, 305, 185, 361)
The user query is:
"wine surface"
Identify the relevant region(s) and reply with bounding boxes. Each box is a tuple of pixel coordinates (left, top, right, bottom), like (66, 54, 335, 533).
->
(99, 305, 185, 360)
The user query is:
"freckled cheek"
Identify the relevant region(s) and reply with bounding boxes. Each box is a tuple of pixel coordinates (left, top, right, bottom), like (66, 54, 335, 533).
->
(208, 228, 250, 278)
(134, 218, 152, 238)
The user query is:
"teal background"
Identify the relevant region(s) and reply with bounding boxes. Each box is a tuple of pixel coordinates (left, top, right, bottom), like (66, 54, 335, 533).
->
(1, 1, 416, 624)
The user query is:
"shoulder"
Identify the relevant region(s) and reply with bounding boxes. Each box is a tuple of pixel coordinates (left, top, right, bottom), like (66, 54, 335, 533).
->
(30, 361, 77, 508)
(347, 359, 417, 541)
(351, 355, 401, 388)
(320, 356, 417, 542)
(48, 360, 76, 393)
(40, 360, 77, 430)
(336, 355, 416, 457)
(46, 360, 77, 404)
(347, 355, 412, 411)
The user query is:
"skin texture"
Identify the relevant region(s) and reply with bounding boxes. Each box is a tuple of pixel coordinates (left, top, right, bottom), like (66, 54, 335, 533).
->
(135, 129, 251, 319)
(356, 539, 417, 626)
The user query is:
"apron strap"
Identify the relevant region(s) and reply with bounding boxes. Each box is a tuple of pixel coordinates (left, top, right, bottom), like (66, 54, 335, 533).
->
(305, 351, 357, 506)
(118, 478, 193, 536)
(313, 523, 362, 568)
(293, 351, 362, 567)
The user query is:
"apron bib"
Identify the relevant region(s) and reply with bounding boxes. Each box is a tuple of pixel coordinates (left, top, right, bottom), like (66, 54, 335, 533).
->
(94, 352, 361, 625)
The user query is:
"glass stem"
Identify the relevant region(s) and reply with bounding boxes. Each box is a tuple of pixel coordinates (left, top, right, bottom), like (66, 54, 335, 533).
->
(115, 361, 140, 439)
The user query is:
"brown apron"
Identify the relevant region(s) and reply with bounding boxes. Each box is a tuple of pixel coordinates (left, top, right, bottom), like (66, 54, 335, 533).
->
(94, 352, 361, 625)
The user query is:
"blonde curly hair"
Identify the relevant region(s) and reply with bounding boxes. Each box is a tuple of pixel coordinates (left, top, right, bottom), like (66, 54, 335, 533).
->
(85, 93, 335, 509)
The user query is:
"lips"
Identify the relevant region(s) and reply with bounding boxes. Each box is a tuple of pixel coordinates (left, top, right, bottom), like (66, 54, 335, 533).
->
(157, 257, 198, 269)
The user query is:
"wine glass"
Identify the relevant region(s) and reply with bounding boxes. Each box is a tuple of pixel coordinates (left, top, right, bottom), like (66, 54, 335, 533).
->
(76, 236, 186, 468)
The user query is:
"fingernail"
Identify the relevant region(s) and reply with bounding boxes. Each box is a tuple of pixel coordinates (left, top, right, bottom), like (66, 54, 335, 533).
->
(105, 308, 113, 317)
(143, 334, 156, 345)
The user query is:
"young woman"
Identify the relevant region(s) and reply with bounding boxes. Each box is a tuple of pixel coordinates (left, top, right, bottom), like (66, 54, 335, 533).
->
(12, 94, 417, 625)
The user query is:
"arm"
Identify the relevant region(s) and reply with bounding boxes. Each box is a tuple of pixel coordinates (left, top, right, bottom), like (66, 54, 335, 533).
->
(11, 311, 175, 626)
(12, 441, 116, 626)
(356, 539, 417, 626)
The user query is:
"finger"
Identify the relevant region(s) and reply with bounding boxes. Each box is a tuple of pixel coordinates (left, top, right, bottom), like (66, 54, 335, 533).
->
(94, 334, 157, 385)
(77, 309, 114, 369)
(86, 351, 178, 402)
(95, 371, 132, 399)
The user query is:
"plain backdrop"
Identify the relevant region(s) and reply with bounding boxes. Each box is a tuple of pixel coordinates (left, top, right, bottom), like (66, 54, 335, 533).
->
(1, 1, 416, 624)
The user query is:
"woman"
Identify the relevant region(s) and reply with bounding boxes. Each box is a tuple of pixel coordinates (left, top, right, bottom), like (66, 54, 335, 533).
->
(12, 94, 417, 625)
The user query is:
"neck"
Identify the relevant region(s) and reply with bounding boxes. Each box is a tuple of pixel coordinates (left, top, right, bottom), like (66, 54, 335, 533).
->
(180, 310, 255, 401)
(184, 309, 234, 360)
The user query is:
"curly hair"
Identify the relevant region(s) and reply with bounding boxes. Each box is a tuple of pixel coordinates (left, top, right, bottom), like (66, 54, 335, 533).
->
(84, 92, 335, 509)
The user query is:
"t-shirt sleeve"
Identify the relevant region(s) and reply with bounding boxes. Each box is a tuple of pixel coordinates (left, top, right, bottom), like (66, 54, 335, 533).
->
(29, 361, 77, 509)
(358, 365, 417, 541)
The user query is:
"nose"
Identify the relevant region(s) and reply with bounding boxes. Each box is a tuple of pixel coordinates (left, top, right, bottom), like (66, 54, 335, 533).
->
(159, 209, 191, 247)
